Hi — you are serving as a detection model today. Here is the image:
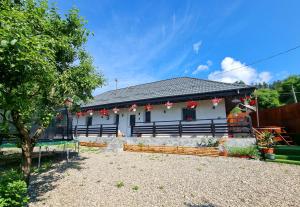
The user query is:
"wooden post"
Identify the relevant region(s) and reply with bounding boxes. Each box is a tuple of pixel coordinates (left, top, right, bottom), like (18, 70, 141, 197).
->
(66, 149, 69, 162)
(255, 93, 260, 127)
(248, 116, 253, 137)
(211, 119, 215, 137)
(75, 125, 77, 137)
(99, 125, 103, 137)
(179, 121, 182, 137)
(38, 146, 42, 168)
(153, 122, 156, 137)
(86, 125, 89, 137)
(131, 124, 134, 137)
(115, 124, 118, 137)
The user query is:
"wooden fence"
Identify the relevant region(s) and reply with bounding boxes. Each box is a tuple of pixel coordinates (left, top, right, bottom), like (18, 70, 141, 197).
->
(123, 144, 220, 156)
(131, 118, 252, 137)
(73, 124, 118, 137)
(250, 103, 300, 134)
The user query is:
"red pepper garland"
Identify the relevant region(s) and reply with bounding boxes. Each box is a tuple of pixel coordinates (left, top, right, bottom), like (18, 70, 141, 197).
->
(144, 104, 153, 111)
(211, 98, 222, 107)
(186, 101, 198, 109)
(99, 109, 109, 116)
(129, 104, 137, 112)
(164, 101, 173, 109)
(87, 110, 94, 116)
(240, 96, 256, 106)
(112, 107, 120, 114)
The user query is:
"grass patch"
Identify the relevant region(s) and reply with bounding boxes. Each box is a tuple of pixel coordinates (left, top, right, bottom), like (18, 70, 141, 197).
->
(267, 159, 300, 166)
(32, 160, 53, 173)
(158, 185, 164, 190)
(132, 185, 139, 191)
(228, 146, 259, 157)
(79, 146, 101, 153)
(116, 181, 124, 188)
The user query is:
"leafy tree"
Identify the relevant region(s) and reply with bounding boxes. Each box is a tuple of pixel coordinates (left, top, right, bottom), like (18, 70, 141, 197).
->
(234, 80, 246, 85)
(254, 89, 281, 109)
(0, 0, 103, 184)
(277, 75, 300, 104)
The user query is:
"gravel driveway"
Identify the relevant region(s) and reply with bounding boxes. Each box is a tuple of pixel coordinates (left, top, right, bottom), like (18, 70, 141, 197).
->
(29, 151, 300, 207)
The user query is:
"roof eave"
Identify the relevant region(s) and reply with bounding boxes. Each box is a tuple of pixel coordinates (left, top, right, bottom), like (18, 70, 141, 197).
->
(81, 87, 255, 110)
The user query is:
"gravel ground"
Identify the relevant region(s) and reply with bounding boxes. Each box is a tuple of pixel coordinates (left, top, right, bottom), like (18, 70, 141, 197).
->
(29, 151, 300, 207)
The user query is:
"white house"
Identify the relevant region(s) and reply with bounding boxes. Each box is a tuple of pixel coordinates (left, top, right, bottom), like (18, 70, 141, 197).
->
(73, 77, 255, 138)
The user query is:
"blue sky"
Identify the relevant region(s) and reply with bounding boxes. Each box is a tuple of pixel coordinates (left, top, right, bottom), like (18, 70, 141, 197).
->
(50, 0, 300, 94)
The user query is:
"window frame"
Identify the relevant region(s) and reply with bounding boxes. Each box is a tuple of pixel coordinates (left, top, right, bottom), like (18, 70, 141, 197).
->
(145, 111, 151, 123)
(182, 108, 196, 121)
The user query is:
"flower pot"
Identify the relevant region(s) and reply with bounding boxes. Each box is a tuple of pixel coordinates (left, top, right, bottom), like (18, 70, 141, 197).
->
(261, 148, 274, 154)
(219, 150, 228, 157)
(265, 153, 275, 160)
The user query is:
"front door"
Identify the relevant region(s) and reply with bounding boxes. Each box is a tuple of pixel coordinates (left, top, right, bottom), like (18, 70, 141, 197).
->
(130, 115, 136, 126)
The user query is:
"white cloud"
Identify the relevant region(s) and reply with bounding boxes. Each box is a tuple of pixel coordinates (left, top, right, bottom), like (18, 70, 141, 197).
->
(208, 57, 271, 84)
(206, 60, 212, 66)
(258, 71, 272, 83)
(192, 60, 212, 75)
(192, 65, 209, 74)
(193, 41, 202, 54)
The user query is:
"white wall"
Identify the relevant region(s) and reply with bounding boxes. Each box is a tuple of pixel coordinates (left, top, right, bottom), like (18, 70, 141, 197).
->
(73, 99, 227, 137)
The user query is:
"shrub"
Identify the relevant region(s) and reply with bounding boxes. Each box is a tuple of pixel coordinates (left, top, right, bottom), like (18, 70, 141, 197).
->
(132, 185, 139, 191)
(228, 146, 259, 157)
(116, 181, 124, 188)
(0, 169, 29, 207)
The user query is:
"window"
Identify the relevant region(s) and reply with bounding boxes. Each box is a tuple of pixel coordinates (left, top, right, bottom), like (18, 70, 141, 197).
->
(86, 116, 93, 126)
(182, 108, 196, 121)
(145, 111, 151, 123)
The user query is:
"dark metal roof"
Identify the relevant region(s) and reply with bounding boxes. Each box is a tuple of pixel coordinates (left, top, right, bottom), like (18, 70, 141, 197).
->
(83, 77, 255, 109)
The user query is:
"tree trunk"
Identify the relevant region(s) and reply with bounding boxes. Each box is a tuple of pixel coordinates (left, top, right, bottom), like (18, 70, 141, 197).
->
(21, 138, 33, 185)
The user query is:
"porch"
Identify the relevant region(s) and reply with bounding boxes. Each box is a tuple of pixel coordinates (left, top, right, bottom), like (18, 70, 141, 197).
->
(72, 117, 253, 138)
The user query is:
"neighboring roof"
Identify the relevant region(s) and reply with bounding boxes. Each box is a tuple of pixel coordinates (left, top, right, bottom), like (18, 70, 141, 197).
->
(83, 77, 255, 108)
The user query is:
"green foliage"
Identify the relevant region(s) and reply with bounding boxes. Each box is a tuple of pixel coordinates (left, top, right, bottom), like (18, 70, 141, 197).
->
(137, 142, 144, 147)
(276, 75, 300, 104)
(228, 146, 259, 157)
(0, 0, 104, 181)
(256, 75, 300, 105)
(116, 181, 124, 188)
(0, 0, 104, 136)
(257, 131, 275, 147)
(132, 185, 139, 191)
(197, 138, 219, 147)
(255, 89, 280, 109)
(32, 160, 53, 173)
(230, 106, 242, 114)
(0, 169, 29, 207)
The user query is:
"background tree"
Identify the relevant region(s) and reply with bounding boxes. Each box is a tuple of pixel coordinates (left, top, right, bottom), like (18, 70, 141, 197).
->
(276, 75, 300, 104)
(254, 89, 281, 109)
(0, 0, 104, 184)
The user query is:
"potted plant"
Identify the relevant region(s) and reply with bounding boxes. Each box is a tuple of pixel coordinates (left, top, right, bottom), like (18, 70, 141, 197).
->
(258, 131, 275, 154)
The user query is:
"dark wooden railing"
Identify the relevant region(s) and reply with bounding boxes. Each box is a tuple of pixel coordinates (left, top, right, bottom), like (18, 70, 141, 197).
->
(73, 124, 118, 137)
(131, 118, 252, 137)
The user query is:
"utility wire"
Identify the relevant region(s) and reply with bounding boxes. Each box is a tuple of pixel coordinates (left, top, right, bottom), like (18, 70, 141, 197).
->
(212, 44, 300, 77)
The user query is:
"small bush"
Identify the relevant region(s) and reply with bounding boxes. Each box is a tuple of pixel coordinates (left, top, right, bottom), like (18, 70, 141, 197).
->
(132, 185, 139, 191)
(0, 169, 29, 207)
(137, 143, 144, 147)
(116, 181, 124, 188)
(228, 146, 259, 157)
